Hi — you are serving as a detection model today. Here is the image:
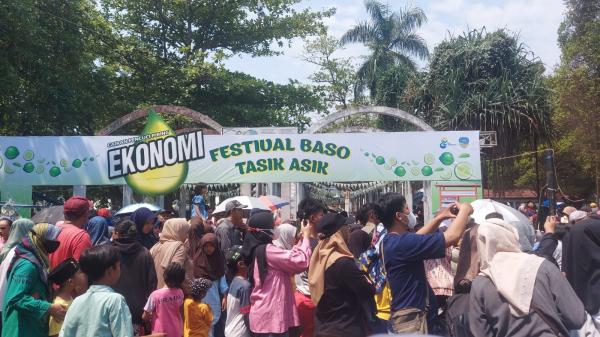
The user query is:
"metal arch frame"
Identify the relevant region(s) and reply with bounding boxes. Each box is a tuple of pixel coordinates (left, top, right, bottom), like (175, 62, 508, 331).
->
(95, 105, 223, 136)
(307, 106, 434, 133)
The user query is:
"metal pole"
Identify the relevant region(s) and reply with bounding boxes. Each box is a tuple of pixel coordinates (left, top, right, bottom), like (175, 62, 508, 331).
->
(543, 150, 557, 216)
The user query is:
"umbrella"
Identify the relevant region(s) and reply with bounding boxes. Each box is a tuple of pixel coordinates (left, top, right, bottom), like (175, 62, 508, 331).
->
(259, 195, 290, 210)
(471, 199, 531, 226)
(32, 206, 64, 224)
(116, 203, 161, 216)
(213, 196, 270, 214)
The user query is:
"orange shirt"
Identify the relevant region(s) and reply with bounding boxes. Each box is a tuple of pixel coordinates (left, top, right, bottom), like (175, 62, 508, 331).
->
(184, 298, 213, 337)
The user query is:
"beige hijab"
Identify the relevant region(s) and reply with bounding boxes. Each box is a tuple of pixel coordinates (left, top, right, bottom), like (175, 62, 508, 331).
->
(477, 218, 544, 317)
(308, 230, 354, 305)
(155, 218, 190, 269)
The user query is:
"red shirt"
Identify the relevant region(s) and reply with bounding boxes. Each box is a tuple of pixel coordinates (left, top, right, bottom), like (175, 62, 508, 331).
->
(49, 222, 92, 269)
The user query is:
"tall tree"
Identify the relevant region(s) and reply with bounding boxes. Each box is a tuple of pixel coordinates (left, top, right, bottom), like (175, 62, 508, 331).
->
(407, 29, 552, 155)
(340, 0, 428, 98)
(302, 35, 357, 110)
(0, 0, 117, 135)
(550, 0, 600, 199)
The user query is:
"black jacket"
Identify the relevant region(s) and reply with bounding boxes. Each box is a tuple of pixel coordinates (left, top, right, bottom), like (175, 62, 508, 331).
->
(111, 239, 157, 324)
(315, 257, 376, 337)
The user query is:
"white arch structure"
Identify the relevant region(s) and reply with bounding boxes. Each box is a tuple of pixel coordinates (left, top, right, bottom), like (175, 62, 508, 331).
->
(307, 106, 434, 133)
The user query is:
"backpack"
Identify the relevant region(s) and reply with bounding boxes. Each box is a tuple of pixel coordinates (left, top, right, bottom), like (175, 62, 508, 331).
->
(446, 293, 474, 337)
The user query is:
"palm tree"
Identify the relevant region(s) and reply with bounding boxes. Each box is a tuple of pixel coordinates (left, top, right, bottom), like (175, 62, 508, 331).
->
(341, 0, 429, 98)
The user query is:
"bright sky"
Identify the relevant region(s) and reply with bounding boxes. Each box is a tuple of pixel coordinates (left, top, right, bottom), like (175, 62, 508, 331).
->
(223, 0, 566, 84)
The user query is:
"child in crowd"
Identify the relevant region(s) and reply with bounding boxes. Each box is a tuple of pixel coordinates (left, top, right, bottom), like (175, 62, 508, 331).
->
(48, 258, 86, 337)
(184, 278, 214, 337)
(143, 263, 186, 337)
(224, 246, 251, 337)
(60, 245, 133, 337)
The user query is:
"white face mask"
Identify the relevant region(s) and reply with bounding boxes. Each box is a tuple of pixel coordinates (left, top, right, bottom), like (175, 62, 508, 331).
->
(407, 212, 417, 229)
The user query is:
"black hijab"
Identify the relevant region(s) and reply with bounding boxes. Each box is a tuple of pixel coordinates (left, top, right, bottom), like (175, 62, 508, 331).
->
(241, 212, 274, 287)
(563, 215, 600, 314)
(130, 207, 158, 250)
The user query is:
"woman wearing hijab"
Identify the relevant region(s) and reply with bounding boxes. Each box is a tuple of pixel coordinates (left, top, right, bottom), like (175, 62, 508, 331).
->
(130, 207, 158, 250)
(308, 213, 375, 337)
(562, 213, 600, 332)
(446, 224, 479, 337)
(348, 229, 371, 259)
(242, 212, 312, 337)
(190, 232, 227, 337)
(273, 223, 297, 251)
(150, 217, 190, 289)
(469, 220, 586, 337)
(2, 223, 67, 337)
(85, 216, 110, 246)
(0, 218, 35, 334)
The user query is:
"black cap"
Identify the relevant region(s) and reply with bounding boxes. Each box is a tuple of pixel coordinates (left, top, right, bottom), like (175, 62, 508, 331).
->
(48, 258, 79, 286)
(316, 213, 347, 238)
(248, 212, 274, 230)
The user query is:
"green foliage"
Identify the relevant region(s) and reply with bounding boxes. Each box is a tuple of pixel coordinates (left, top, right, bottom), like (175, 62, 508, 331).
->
(551, 0, 600, 199)
(340, 0, 428, 98)
(0, 0, 117, 135)
(0, 0, 331, 135)
(407, 29, 552, 155)
(303, 35, 357, 110)
(101, 0, 333, 58)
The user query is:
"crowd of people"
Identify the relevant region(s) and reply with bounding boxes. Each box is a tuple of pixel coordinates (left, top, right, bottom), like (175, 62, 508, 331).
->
(0, 190, 598, 337)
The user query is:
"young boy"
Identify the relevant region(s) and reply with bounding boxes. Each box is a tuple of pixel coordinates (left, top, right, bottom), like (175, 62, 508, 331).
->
(48, 258, 86, 337)
(184, 278, 214, 337)
(143, 263, 185, 337)
(59, 245, 133, 337)
(224, 246, 251, 337)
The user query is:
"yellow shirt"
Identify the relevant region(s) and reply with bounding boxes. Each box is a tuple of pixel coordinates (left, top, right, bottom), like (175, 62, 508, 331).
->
(375, 284, 391, 321)
(49, 296, 72, 336)
(183, 298, 213, 337)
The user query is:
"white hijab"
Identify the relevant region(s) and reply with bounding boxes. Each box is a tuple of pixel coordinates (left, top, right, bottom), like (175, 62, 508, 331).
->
(477, 218, 545, 317)
(273, 223, 297, 250)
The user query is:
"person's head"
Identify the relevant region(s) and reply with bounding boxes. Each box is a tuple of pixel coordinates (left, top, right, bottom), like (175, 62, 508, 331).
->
(164, 262, 186, 289)
(273, 223, 297, 250)
(225, 200, 246, 225)
(297, 198, 327, 226)
(161, 218, 190, 243)
(113, 219, 137, 240)
(190, 278, 212, 301)
(379, 193, 411, 231)
(562, 206, 577, 218)
(63, 196, 92, 227)
(356, 203, 382, 226)
(0, 218, 34, 262)
(476, 221, 521, 271)
(591, 202, 598, 213)
(130, 207, 157, 235)
(526, 201, 535, 209)
(29, 223, 62, 265)
(485, 212, 504, 221)
(226, 245, 246, 276)
(195, 184, 208, 196)
(201, 233, 218, 256)
(0, 217, 12, 240)
(247, 212, 275, 240)
(569, 210, 588, 225)
(96, 208, 111, 219)
(316, 213, 350, 244)
(48, 258, 81, 294)
(79, 244, 121, 286)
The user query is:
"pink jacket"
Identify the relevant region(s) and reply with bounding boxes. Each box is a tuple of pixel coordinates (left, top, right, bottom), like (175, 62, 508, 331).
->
(249, 237, 311, 334)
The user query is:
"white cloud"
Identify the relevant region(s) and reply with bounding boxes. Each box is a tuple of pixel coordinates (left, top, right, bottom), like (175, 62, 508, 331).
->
(222, 0, 566, 83)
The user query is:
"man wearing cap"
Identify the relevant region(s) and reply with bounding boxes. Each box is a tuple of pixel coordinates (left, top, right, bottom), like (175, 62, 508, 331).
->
(215, 200, 247, 255)
(49, 196, 93, 269)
